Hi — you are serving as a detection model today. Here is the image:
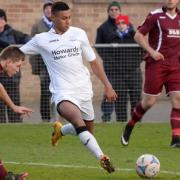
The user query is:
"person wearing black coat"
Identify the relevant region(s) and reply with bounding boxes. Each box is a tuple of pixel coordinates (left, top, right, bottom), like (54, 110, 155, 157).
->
(29, 1, 54, 122)
(96, 1, 121, 122)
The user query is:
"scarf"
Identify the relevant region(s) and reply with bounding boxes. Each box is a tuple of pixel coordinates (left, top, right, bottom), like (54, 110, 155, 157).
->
(116, 26, 132, 39)
(42, 15, 53, 29)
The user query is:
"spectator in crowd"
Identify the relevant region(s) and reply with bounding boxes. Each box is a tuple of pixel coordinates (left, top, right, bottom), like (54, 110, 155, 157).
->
(0, 9, 30, 123)
(108, 14, 142, 122)
(96, 1, 121, 122)
(114, 15, 135, 42)
(121, 0, 180, 147)
(29, 0, 54, 122)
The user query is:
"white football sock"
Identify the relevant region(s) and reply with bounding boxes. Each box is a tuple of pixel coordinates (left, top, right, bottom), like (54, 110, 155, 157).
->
(61, 123, 76, 136)
(79, 130, 104, 159)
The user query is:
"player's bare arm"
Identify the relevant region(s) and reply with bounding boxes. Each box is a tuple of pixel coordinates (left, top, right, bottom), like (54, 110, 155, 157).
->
(12, 106, 32, 117)
(0, 83, 32, 116)
(89, 59, 117, 102)
(134, 30, 164, 61)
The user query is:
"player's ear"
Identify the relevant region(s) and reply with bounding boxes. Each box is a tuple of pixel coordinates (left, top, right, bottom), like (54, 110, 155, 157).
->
(5, 59, 12, 64)
(51, 13, 56, 21)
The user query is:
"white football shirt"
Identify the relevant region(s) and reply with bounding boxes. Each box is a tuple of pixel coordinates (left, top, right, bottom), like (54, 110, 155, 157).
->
(20, 26, 96, 103)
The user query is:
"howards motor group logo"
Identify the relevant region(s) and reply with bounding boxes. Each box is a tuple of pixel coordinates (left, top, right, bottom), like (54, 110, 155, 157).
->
(51, 46, 80, 60)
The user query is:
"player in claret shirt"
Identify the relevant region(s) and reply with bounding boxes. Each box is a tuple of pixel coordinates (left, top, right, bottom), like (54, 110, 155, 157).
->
(121, 0, 180, 148)
(0, 46, 31, 180)
(0, 46, 32, 116)
(20, 1, 117, 173)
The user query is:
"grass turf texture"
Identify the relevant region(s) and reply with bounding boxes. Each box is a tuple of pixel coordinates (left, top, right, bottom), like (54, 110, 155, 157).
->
(0, 122, 180, 180)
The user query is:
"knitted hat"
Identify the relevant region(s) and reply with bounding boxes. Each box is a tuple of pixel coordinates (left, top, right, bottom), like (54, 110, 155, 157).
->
(43, 0, 54, 10)
(115, 15, 129, 25)
(0, 9, 7, 22)
(107, 1, 121, 12)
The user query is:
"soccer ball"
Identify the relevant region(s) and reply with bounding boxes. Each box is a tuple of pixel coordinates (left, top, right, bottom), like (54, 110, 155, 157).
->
(136, 154, 160, 178)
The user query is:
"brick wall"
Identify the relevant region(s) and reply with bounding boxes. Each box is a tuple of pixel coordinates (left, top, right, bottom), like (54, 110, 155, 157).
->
(0, 0, 165, 41)
(0, 0, 166, 103)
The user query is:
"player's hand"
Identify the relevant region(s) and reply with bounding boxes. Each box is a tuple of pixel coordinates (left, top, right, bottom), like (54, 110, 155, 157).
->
(13, 105, 33, 117)
(150, 50, 164, 61)
(105, 87, 117, 102)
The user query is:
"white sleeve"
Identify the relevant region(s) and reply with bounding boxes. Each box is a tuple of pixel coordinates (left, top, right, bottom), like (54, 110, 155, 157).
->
(81, 31, 96, 62)
(20, 36, 40, 55)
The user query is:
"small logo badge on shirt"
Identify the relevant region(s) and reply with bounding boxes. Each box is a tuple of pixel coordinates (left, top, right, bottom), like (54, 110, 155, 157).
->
(49, 39, 59, 43)
(69, 36, 76, 41)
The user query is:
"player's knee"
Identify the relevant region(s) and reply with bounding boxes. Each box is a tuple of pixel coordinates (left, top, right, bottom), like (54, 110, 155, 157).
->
(171, 94, 180, 108)
(143, 98, 156, 109)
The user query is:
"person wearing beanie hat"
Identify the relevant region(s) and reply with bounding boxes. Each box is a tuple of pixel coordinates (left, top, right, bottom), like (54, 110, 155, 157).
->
(96, 1, 121, 122)
(96, 2, 142, 122)
(29, 0, 54, 122)
(0, 9, 30, 123)
(115, 15, 134, 38)
(115, 14, 132, 37)
(107, 1, 121, 12)
(109, 13, 142, 122)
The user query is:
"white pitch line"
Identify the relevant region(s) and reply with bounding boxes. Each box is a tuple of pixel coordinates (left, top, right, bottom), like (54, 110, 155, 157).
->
(4, 161, 180, 176)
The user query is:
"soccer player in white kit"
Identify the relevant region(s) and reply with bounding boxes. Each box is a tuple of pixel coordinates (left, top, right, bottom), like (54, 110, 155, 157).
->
(20, 1, 117, 173)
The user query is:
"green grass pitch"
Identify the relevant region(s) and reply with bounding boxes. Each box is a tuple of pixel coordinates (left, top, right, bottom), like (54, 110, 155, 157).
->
(0, 122, 180, 180)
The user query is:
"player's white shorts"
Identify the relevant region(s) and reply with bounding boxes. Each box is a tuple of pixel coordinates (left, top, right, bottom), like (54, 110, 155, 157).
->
(53, 94, 94, 121)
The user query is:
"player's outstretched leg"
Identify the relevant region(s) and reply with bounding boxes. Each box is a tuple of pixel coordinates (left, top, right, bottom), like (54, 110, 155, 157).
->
(51, 121, 62, 146)
(77, 126, 115, 173)
(55, 101, 115, 173)
(100, 155, 115, 173)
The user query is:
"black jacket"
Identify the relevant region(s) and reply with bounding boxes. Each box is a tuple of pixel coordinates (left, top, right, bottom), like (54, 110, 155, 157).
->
(0, 24, 30, 82)
(111, 26, 143, 71)
(96, 16, 117, 44)
(0, 24, 30, 47)
(96, 16, 118, 73)
(96, 20, 143, 72)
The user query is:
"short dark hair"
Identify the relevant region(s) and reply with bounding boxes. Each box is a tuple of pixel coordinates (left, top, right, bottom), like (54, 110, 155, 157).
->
(0, 9, 7, 22)
(43, 0, 54, 10)
(51, 1, 70, 15)
(0, 46, 25, 62)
